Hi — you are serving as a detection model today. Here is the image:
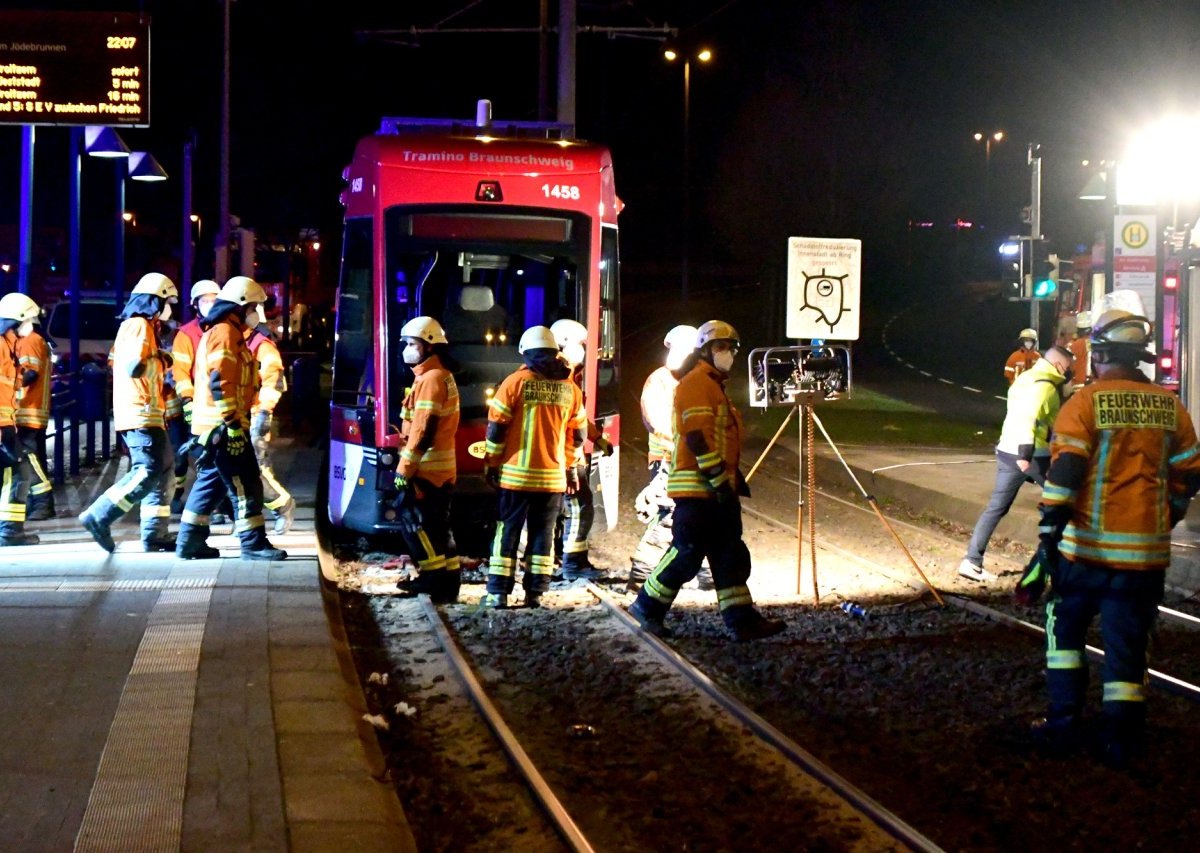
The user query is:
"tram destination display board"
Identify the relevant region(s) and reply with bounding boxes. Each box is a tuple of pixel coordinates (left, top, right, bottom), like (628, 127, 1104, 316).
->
(0, 11, 150, 127)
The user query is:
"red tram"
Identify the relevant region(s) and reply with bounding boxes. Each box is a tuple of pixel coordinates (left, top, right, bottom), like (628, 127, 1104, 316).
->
(328, 102, 622, 546)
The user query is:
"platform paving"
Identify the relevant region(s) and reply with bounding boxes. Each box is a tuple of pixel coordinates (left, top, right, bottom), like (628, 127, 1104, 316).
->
(0, 435, 415, 852)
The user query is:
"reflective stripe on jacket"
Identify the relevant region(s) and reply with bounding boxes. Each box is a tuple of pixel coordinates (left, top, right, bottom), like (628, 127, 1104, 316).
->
(996, 358, 1067, 460)
(641, 365, 676, 463)
(667, 361, 743, 499)
(112, 316, 166, 431)
(1041, 375, 1200, 569)
(171, 318, 204, 399)
(486, 366, 583, 492)
(399, 355, 460, 486)
(15, 331, 51, 428)
(191, 315, 258, 436)
(247, 329, 286, 414)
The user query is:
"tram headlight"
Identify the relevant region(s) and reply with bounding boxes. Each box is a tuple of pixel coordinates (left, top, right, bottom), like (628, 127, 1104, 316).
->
(379, 451, 397, 467)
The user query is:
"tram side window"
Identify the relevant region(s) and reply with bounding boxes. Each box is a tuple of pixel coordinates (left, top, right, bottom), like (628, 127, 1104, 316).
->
(596, 227, 620, 417)
(332, 218, 374, 406)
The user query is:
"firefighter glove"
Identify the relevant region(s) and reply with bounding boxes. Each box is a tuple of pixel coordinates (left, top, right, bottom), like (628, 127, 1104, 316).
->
(594, 435, 614, 457)
(566, 465, 583, 494)
(158, 350, 174, 370)
(251, 410, 272, 439)
(736, 472, 751, 499)
(713, 481, 737, 505)
(483, 465, 501, 490)
(222, 424, 247, 457)
(181, 397, 194, 425)
(20, 369, 36, 387)
(393, 473, 409, 492)
(1015, 542, 1056, 606)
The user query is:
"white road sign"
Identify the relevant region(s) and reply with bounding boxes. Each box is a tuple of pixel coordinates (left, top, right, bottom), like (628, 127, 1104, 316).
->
(786, 236, 861, 340)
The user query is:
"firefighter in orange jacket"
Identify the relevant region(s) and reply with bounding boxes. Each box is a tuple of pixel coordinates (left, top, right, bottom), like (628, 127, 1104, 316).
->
(79, 274, 178, 552)
(628, 321, 786, 642)
(15, 318, 55, 519)
(244, 303, 295, 534)
(0, 292, 43, 546)
(549, 319, 614, 581)
(1018, 310, 1200, 768)
(1004, 327, 1040, 385)
(176, 276, 286, 561)
(482, 325, 584, 608)
(169, 279, 220, 513)
(629, 324, 714, 592)
(1067, 311, 1091, 392)
(391, 316, 462, 603)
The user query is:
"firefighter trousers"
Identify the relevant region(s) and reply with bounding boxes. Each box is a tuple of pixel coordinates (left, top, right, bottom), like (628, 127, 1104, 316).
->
(17, 425, 53, 512)
(558, 463, 594, 570)
(633, 496, 758, 629)
(394, 480, 459, 585)
(488, 489, 563, 596)
(1044, 558, 1164, 728)
(252, 412, 292, 513)
(83, 427, 174, 542)
(178, 443, 270, 551)
(0, 425, 30, 538)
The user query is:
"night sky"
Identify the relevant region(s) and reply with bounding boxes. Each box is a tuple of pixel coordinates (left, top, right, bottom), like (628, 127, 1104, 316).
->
(4, 1, 1200, 302)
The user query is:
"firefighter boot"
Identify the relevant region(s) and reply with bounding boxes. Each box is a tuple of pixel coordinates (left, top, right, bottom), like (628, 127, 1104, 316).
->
(628, 596, 674, 638)
(1097, 709, 1146, 771)
(480, 592, 508, 609)
(437, 568, 462, 605)
(727, 607, 787, 642)
(1029, 711, 1084, 759)
(627, 560, 652, 594)
(396, 571, 439, 598)
(238, 527, 288, 561)
(0, 521, 40, 547)
(176, 523, 220, 560)
(272, 497, 295, 536)
(694, 562, 716, 591)
(78, 506, 116, 553)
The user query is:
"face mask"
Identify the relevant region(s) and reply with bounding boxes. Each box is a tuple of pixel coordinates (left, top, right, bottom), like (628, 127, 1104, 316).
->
(562, 343, 585, 368)
(197, 296, 216, 317)
(712, 350, 736, 373)
(245, 305, 265, 328)
(17, 320, 33, 338)
(665, 347, 689, 370)
(1022, 340, 1034, 350)
(159, 303, 173, 323)
(402, 341, 423, 365)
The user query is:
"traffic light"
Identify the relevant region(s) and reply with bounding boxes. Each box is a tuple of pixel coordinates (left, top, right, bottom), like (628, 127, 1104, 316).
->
(1032, 253, 1059, 299)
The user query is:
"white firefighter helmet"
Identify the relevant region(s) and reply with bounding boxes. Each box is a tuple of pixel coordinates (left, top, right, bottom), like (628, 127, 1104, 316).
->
(131, 272, 179, 302)
(663, 324, 699, 350)
(189, 279, 221, 303)
(549, 318, 588, 348)
(696, 320, 740, 349)
(1074, 310, 1091, 331)
(1018, 327, 1038, 342)
(399, 315, 448, 345)
(1091, 309, 1151, 349)
(218, 275, 268, 306)
(0, 292, 40, 323)
(518, 325, 558, 354)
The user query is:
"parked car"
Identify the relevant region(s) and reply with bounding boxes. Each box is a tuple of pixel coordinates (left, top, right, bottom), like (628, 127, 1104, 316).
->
(45, 296, 122, 372)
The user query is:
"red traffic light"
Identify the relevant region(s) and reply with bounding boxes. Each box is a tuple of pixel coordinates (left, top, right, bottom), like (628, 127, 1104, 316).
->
(1164, 275, 1178, 290)
(1160, 355, 1174, 373)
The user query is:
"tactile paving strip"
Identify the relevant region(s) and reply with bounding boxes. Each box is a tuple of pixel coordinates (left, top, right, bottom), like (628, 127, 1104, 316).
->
(73, 573, 217, 852)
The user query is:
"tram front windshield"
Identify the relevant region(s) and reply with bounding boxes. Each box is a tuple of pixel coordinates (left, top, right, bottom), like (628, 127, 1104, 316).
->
(384, 206, 589, 421)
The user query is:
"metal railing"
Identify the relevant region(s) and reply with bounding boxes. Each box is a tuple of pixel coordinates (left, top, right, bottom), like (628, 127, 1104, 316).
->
(44, 366, 114, 485)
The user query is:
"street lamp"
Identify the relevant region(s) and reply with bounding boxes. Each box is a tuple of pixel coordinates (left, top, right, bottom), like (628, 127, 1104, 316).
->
(972, 130, 1004, 219)
(665, 45, 714, 303)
